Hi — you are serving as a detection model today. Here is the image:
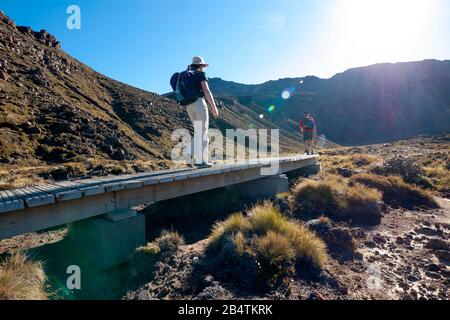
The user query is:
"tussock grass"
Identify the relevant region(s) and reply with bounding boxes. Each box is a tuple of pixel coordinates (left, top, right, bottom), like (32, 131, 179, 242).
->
(292, 179, 382, 224)
(0, 252, 48, 300)
(424, 165, 450, 193)
(209, 213, 251, 248)
(137, 230, 185, 256)
(350, 173, 439, 209)
(292, 180, 341, 216)
(209, 202, 328, 271)
(345, 183, 382, 207)
(254, 231, 295, 267)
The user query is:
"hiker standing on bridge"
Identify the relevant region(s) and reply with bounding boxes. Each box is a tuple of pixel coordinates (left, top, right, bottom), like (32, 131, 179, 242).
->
(171, 56, 219, 167)
(300, 112, 317, 155)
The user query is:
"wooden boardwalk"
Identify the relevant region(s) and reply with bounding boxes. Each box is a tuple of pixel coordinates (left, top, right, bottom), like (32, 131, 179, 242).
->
(0, 155, 318, 240)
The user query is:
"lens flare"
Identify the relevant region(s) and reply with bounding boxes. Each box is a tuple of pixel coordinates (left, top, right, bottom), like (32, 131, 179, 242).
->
(318, 134, 326, 149)
(300, 80, 304, 84)
(259, 114, 264, 119)
(281, 90, 291, 100)
(268, 105, 276, 113)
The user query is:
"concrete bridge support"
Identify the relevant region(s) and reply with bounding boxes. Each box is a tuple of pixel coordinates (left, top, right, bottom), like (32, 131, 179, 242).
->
(233, 174, 290, 201)
(68, 209, 146, 269)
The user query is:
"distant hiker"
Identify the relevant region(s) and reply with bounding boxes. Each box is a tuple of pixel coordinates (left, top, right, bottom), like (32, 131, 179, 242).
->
(300, 112, 317, 155)
(170, 56, 219, 167)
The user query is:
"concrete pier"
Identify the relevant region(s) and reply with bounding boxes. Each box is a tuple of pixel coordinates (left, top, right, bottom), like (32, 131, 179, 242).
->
(234, 174, 289, 201)
(68, 210, 145, 268)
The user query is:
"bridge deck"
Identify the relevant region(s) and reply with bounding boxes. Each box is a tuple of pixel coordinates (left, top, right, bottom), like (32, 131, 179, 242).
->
(0, 155, 318, 239)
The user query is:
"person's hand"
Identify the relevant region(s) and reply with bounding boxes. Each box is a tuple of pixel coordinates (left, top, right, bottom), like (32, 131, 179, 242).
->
(211, 108, 219, 118)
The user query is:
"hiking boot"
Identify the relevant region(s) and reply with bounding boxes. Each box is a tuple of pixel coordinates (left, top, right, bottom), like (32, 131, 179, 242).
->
(197, 162, 213, 168)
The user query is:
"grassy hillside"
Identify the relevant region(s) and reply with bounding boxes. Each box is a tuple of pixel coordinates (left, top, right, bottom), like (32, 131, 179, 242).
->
(0, 11, 190, 167)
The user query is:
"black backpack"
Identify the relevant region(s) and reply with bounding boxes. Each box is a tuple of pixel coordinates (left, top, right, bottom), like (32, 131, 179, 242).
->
(170, 70, 200, 106)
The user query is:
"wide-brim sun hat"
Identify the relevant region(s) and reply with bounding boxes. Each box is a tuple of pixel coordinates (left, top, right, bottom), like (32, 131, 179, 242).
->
(190, 56, 209, 67)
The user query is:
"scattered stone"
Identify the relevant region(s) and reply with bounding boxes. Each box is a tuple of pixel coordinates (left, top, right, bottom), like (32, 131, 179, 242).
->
(350, 228, 366, 239)
(415, 227, 439, 237)
(337, 167, 354, 178)
(372, 235, 387, 245)
(434, 250, 450, 262)
(364, 240, 377, 249)
(427, 263, 441, 272)
(307, 220, 356, 260)
(425, 271, 442, 280)
(407, 274, 420, 282)
(425, 238, 449, 252)
(307, 292, 325, 300)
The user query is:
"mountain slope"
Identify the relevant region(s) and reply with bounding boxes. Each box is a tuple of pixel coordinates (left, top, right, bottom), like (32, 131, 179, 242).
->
(209, 60, 450, 145)
(0, 11, 190, 166)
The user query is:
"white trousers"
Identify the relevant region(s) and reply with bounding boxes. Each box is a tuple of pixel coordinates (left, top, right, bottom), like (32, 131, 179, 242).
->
(186, 98, 209, 164)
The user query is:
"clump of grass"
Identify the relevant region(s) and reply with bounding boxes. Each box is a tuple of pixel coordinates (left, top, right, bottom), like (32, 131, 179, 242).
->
(424, 165, 450, 193)
(345, 183, 382, 207)
(207, 202, 328, 289)
(253, 231, 295, 286)
(292, 180, 341, 216)
(350, 173, 439, 209)
(0, 252, 48, 300)
(0, 175, 44, 191)
(352, 154, 380, 167)
(318, 216, 332, 225)
(136, 242, 161, 255)
(137, 230, 185, 257)
(292, 179, 382, 224)
(209, 213, 251, 248)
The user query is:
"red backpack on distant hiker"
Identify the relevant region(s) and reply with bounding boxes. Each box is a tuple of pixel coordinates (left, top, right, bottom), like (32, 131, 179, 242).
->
(301, 115, 316, 131)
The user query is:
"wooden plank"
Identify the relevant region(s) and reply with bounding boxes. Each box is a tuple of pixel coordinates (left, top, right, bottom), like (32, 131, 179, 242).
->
(33, 184, 83, 203)
(174, 174, 188, 181)
(105, 183, 125, 192)
(0, 200, 24, 214)
(186, 172, 200, 178)
(13, 187, 55, 208)
(33, 184, 65, 195)
(0, 191, 8, 202)
(0, 190, 25, 213)
(159, 175, 175, 183)
(56, 189, 83, 202)
(125, 181, 144, 190)
(81, 185, 106, 197)
(142, 177, 159, 186)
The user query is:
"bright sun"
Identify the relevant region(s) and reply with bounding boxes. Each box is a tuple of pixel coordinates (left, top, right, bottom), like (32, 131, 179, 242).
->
(330, 0, 437, 67)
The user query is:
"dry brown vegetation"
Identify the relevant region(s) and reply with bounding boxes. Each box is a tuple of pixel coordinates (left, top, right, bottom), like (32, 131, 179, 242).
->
(292, 178, 382, 224)
(0, 252, 48, 300)
(350, 173, 439, 209)
(137, 230, 185, 257)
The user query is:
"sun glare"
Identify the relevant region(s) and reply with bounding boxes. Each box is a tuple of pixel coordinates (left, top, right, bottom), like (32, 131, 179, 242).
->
(330, 0, 437, 67)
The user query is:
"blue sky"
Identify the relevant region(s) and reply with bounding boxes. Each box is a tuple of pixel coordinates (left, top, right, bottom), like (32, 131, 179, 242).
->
(1, 0, 449, 93)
